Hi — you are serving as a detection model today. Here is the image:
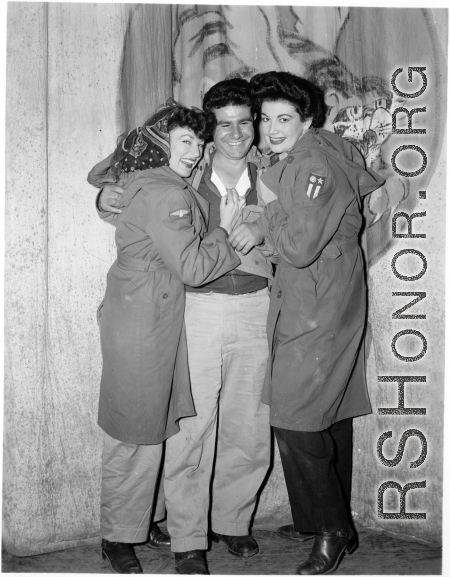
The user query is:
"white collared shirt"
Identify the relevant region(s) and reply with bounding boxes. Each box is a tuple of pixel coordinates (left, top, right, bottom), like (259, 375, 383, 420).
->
(210, 168, 250, 197)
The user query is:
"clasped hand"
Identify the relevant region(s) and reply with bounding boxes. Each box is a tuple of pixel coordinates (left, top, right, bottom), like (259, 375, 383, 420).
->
(219, 189, 245, 235)
(99, 184, 124, 213)
(228, 222, 264, 255)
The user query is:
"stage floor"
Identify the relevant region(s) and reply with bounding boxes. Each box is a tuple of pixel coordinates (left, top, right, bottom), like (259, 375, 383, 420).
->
(2, 525, 442, 574)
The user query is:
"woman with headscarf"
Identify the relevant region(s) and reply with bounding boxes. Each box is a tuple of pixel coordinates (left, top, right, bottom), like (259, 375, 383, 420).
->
(88, 100, 241, 574)
(229, 72, 384, 575)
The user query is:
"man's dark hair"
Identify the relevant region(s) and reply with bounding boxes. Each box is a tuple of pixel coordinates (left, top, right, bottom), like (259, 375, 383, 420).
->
(250, 71, 327, 129)
(202, 79, 253, 129)
(166, 106, 213, 141)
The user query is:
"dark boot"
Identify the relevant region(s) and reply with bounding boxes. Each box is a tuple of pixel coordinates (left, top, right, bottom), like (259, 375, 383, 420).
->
(101, 539, 143, 574)
(147, 523, 171, 549)
(296, 526, 357, 575)
(210, 531, 259, 558)
(174, 550, 209, 575)
(277, 524, 316, 542)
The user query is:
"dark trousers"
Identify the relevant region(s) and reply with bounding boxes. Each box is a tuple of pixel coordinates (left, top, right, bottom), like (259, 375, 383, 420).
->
(274, 418, 353, 533)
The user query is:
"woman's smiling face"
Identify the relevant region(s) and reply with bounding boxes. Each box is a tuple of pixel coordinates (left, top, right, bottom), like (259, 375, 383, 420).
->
(169, 126, 204, 177)
(260, 100, 312, 154)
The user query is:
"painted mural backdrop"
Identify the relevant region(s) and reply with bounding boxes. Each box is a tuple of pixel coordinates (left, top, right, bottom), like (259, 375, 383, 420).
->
(172, 6, 446, 267)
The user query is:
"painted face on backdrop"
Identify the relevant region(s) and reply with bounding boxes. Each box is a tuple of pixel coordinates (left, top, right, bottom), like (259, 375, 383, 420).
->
(172, 5, 340, 106)
(260, 101, 312, 154)
(168, 127, 204, 177)
(212, 105, 254, 161)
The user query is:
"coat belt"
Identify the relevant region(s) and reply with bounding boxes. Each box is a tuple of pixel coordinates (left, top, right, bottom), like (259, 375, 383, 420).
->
(116, 253, 168, 272)
(321, 235, 359, 259)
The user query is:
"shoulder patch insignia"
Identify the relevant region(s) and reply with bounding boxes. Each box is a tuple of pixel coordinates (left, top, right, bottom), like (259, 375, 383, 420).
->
(306, 173, 326, 199)
(169, 208, 192, 220)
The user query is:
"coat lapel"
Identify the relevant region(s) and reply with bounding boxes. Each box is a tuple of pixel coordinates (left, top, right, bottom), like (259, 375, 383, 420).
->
(187, 183, 210, 226)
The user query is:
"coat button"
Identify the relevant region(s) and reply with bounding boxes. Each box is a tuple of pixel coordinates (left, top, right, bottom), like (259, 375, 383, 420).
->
(162, 293, 169, 299)
(277, 290, 282, 298)
(286, 156, 294, 163)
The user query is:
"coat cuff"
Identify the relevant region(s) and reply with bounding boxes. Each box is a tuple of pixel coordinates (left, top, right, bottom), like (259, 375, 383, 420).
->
(216, 226, 229, 238)
(96, 189, 107, 213)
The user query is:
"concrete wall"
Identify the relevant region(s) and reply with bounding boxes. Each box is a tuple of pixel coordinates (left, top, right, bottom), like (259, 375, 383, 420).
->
(4, 2, 172, 556)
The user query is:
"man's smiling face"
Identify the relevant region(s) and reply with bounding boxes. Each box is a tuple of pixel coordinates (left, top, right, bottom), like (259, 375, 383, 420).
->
(212, 105, 254, 161)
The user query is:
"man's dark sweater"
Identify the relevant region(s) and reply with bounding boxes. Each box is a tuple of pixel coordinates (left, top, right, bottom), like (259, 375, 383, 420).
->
(186, 160, 268, 295)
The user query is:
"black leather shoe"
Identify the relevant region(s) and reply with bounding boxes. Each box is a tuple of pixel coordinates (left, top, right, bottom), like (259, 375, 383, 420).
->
(296, 526, 357, 575)
(146, 522, 171, 549)
(277, 524, 316, 542)
(210, 531, 259, 558)
(174, 550, 209, 574)
(101, 539, 143, 574)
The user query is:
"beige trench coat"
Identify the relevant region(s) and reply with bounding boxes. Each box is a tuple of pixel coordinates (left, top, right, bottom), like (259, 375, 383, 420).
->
(257, 129, 384, 432)
(96, 166, 240, 444)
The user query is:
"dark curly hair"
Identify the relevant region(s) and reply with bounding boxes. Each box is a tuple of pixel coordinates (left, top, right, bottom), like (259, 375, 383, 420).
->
(202, 79, 253, 130)
(166, 106, 213, 141)
(250, 71, 327, 128)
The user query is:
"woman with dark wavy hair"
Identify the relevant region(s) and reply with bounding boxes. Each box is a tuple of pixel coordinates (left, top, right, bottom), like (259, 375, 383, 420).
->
(88, 100, 241, 574)
(230, 71, 384, 575)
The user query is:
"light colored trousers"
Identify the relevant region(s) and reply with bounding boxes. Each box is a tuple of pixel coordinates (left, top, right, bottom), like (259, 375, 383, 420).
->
(100, 432, 166, 543)
(165, 289, 271, 552)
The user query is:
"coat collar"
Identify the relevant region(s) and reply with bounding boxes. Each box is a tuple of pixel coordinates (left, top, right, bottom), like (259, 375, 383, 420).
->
(146, 165, 189, 188)
(289, 129, 321, 154)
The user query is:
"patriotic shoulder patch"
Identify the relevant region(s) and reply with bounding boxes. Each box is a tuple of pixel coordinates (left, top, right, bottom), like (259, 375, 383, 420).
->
(306, 173, 326, 199)
(169, 208, 191, 220)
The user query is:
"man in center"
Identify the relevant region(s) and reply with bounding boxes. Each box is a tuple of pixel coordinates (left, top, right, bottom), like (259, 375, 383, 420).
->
(164, 79, 272, 572)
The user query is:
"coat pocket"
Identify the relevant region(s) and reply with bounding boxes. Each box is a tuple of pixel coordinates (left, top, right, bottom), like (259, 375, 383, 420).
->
(289, 266, 318, 304)
(321, 244, 342, 259)
(146, 272, 179, 325)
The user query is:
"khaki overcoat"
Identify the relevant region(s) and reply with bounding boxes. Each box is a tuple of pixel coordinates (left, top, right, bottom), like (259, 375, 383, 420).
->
(257, 128, 384, 432)
(97, 166, 240, 444)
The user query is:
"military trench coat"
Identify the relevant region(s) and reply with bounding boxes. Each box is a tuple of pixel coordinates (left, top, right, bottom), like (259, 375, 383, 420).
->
(96, 166, 240, 444)
(256, 128, 384, 432)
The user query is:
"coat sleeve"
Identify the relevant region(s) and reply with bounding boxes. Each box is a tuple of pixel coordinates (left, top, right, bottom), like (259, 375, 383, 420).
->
(137, 185, 241, 286)
(87, 153, 141, 188)
(97, 207, 119, 227)
(88, 154, 144, 227)
(256, 154, 349, 268)
(87, 153, 117, 188)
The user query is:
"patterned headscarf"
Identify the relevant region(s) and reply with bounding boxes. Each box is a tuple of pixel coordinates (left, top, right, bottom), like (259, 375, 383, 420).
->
(110, 98, 181, 178)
